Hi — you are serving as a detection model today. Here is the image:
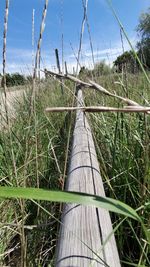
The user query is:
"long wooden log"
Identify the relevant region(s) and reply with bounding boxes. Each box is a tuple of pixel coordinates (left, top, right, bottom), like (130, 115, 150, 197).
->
(55, 88, 121, 266)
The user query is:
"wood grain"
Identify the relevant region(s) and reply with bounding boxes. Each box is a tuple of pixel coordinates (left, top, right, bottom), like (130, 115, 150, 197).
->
(55, 89, 121, 267)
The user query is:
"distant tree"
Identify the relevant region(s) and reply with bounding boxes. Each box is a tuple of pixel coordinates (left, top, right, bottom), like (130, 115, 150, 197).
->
(137, 8, 150, 39)
(136, 8, 150, 69)
(92, 60, 112, 76)
(78, 61, 112, 79)
(1, 73, 13, 87)
(114, 8, 150, 73)
(79, 66, 91, 79)
(11, 73, 26, 85)
(113, 51, 139, 73)
(1, 73, 26, 87)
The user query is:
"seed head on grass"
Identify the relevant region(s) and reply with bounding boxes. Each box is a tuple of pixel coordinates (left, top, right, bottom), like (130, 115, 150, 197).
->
(31, 0, 49, 108)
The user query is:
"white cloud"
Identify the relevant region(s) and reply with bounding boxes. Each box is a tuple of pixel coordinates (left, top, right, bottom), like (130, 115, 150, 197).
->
(0, 62, 33, 76)
(67, 36, 137, 68)
(0, 35, 138, 75)
(7, 48, 33, 60)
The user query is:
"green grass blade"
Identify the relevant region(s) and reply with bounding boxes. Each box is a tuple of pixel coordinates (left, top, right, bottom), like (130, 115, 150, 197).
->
(121, 261, 147, 267)
(107, 0, 150, 84)
(0, 186, 140, 221)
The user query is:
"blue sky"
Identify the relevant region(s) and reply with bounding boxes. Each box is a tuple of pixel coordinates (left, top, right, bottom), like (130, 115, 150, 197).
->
(0, 0, 149, 75)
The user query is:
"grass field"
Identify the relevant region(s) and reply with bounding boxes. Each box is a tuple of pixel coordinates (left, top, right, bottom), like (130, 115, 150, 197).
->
(0, 0, 150, 266)
(0, 71, 150, 266)
(0, 78, 75, 266)
(85, 72, 150, 266)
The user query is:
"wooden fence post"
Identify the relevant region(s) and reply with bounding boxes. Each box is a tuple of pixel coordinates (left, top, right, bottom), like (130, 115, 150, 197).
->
(55, 48, 61, 74)
(55, 48, 63, 94)
(65, 61, 68, 75)
(55, 87, 121, 266)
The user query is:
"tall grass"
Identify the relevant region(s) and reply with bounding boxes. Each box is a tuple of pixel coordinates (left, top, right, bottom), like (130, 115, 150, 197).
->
(1, 0, 150, 266)
(0, 79, 74, 266)
(0, 72, 149, 266)
(85, 71, 150, 266)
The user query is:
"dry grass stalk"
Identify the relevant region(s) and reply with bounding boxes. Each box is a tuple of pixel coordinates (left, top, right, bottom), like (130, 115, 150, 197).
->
(2, 1, 27, 266)
(82, 0, 95, 67)
(61, 0, 64, 74)
(30, 0, 49, 220)
(2, 0, 18, 179)
(32, 8, 35, 73)
(2, 0, 9, 124)
(76, 0, 88, 74)
(31, 0, 49, 103)
(57, 0, 88, 192)
(70, 42, 82, 69)
(47, 130, 62, 175)
(120, 29, 128, 95)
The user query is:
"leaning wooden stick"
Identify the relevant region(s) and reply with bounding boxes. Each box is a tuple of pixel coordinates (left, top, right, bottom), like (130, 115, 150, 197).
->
(89, 81, 143, 107)
(45, 106, 150, 113)
(44, 69, 146, 107)
(44, 68, 92, 87)
(44, 68, 150, 114)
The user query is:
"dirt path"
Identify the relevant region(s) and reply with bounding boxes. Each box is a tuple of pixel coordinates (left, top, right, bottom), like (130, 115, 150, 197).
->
(0, 88, 27, 128)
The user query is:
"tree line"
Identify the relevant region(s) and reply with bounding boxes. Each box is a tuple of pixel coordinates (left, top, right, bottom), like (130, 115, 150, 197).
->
(80, 7, 150, 76)
(114, 8, 150, 73)
(1, 7, 149, 87)
(0, 73, 32, 88)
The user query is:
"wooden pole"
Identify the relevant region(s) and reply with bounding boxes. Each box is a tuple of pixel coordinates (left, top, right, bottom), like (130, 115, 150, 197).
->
(45, 106, 150, 113)
(55, 48, 63, 94)
(55, 87, 121, 266)
(55, 48, 61, 74)
(65, 61, 68, 75)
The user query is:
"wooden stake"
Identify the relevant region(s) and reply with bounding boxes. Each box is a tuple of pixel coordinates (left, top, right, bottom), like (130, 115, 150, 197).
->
(55, 48, 61, 74)
(55, 48, 64, 94)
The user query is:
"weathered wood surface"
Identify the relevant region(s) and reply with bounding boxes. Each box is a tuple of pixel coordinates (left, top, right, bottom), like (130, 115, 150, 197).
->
(55, 89, 121, 267)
